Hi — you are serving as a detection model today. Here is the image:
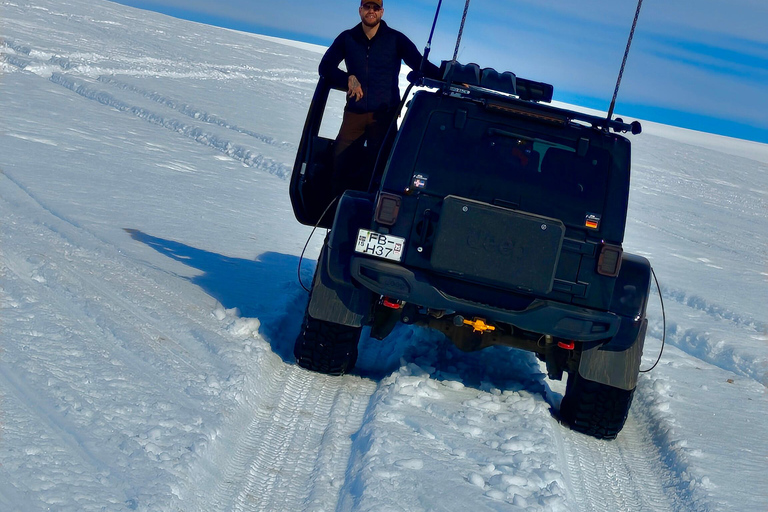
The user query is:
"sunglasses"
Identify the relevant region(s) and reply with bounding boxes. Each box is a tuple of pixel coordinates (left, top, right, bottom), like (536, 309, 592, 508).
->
(361, 4, 382, 11)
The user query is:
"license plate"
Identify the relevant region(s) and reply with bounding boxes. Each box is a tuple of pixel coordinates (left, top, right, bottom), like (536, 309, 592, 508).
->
(355, 229, 406, 262)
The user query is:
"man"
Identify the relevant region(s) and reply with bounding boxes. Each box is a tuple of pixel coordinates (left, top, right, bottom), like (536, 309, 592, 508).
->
(319, 0, 441, 193)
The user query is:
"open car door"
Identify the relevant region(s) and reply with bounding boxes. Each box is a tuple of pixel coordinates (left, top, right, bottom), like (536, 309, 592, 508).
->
(289, 77, 340, 229)
(290, 76, 407, 229)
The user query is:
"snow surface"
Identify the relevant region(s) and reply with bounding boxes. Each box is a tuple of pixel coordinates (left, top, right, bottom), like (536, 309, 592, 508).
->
(1, 1, 767, 511)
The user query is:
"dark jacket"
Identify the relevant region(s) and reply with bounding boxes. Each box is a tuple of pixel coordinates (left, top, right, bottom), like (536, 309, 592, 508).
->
(319, 21, 440, 114)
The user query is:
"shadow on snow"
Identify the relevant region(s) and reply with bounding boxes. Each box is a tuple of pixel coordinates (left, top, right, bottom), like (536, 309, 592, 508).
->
(124, 228, 309, 362)
(125, 229, 554, 403)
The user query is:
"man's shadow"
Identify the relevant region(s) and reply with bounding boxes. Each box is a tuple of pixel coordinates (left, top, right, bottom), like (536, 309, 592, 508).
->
(124, 229, 311, 361)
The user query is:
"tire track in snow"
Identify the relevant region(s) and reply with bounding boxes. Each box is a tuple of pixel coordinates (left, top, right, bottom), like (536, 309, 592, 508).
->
(645, 284, 768, 386)
(660, 285, 766, 333)
(2, 38, 300, 156)
(554, 409, 684, 512)
(188, 363, 376, 512)
(0, 171, 259, 507)
(0, 246, 206, 418)
(48, 72, 292, 179)
(2, 36, 316, 83)
(97, 76, 295, 149)
(0, 171, 232, 384)
(0, 240, 177, 509)
(629, 379, 718, 512)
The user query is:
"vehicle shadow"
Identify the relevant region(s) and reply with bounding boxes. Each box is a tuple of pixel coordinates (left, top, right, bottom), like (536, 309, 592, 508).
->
(124, 229, 556, 405)
(124, 228, 310, 362)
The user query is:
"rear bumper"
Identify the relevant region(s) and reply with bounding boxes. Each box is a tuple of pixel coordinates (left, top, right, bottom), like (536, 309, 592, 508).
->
(351, 256, 620, 342)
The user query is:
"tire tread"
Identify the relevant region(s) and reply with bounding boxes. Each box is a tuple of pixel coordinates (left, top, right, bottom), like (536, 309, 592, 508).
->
(294, 313, 361, 375)
(560, 373, 634, 440)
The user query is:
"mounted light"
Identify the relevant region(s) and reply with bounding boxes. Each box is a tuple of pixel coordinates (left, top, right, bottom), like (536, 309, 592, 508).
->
(597, 243, 623, 277)
(375, 192, 402, 226)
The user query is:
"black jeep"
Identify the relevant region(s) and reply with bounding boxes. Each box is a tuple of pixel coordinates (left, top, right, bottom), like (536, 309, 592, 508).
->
(289, 62, 651, 440)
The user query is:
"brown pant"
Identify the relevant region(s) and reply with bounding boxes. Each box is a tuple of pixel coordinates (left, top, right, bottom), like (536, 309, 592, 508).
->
(332, 110, 395, 194)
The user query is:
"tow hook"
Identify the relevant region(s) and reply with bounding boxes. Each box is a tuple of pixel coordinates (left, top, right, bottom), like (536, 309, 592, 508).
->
(456, 316, 496, 333)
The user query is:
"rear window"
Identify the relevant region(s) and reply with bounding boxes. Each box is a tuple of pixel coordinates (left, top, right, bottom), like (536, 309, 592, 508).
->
(410, 111, 611, 228)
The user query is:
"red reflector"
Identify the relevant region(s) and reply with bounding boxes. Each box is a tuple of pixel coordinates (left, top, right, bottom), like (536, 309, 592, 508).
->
(382, 297, 402, 309)
(557, 341, 575, 350)
(597, 244, 623, 277)
(375, 192, 402, 226)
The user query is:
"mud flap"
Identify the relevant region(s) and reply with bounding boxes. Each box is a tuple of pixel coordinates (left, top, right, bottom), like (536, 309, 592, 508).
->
(578, 318, 647, 391)
(326, 191, 375, 284)
(308, 244, 372, 327)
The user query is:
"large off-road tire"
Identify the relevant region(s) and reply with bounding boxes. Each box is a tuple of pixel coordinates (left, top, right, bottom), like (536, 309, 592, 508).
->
(559, 371, 635, 440)
(294, 312, 362, 375)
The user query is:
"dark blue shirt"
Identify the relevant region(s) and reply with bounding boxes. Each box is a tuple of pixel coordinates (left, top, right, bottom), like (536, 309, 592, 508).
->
(319, 21, 439, 114)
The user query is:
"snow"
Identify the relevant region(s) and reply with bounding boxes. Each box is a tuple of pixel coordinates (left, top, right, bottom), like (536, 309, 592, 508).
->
(1, 0, 767, 511)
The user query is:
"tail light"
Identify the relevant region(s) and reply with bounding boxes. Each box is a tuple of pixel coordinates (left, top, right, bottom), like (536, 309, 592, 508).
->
(597, 243, 623, 277)
(375, 192, 402, 226)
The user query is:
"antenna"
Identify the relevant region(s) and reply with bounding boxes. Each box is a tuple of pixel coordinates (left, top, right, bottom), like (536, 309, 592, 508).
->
(420, 0, 443, 74)
(444, 0, 472, 86)
(606, 0, 644, 127)
(452, 0, 471, 62)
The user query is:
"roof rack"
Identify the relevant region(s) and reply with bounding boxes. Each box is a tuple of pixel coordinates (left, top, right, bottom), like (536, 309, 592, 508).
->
(437, 61, 553, 103)
(419, 61, 641, 135)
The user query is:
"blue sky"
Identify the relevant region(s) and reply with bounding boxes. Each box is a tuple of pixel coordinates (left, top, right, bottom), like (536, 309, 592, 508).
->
(108, 0, 768, 143)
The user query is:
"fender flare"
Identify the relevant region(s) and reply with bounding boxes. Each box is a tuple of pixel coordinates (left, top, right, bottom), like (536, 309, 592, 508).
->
(578, 254, 652, 390)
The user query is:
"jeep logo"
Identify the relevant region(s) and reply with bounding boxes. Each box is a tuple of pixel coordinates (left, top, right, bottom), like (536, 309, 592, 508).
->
(466, 231, 524, 258)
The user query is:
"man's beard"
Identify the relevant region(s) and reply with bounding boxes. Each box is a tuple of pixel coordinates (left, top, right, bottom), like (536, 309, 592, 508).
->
(362, 17, 381, 28)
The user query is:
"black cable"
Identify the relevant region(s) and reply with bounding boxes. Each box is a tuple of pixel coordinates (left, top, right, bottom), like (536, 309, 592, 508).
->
(297, 197, 339, 293)
(640, 266, 666, 373)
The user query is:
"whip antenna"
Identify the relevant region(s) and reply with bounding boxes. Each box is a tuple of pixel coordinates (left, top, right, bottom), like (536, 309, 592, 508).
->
(606, 0, 644, 125)
(452, 0, 472, 62)
(420, 0, 444, 73)
(442, 0, 471, 86)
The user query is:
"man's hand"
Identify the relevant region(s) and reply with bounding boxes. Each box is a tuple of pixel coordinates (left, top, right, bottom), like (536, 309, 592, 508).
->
(347, 75, 364, 101)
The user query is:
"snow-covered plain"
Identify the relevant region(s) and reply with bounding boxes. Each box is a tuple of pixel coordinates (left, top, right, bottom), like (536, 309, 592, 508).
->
(1, 1, 767, 511)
